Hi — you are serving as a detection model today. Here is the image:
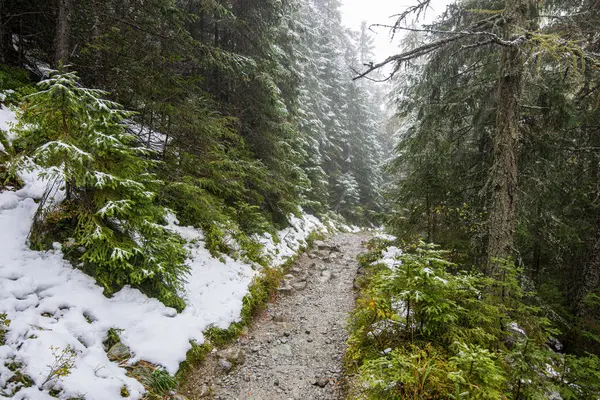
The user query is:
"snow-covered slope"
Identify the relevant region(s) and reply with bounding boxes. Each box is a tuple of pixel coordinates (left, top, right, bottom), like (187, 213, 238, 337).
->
(0, 106, 329, 399)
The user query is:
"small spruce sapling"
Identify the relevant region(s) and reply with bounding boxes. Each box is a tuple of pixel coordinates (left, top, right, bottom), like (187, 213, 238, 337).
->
(15, 71, 188, 308)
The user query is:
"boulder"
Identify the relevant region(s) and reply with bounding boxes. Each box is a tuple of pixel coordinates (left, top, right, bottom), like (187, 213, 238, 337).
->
(218, 347, 245, 365)
(107, 343, 131, 361)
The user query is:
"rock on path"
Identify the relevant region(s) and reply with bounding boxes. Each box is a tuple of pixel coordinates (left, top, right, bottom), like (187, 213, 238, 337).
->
(180, 233, 369, 400)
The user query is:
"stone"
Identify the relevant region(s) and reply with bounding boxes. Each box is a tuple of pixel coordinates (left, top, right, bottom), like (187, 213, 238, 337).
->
(314, 240, 327, 248)
(319, 270, 332, 283)
(314, 250, 329, 258)
(292, 281, 307, 291)
(270, 343, 292, 357)
(272, 314, 286, 322)
(218, 347, 245, 365)
(107, 343, 131, 361)
(131, 365, 153, 383)
(218, 359, 233, 372)
(315, 241, 341, 253)
(198, 385, 211, 397)
(277, 284, 293, 294)
(313, 377, 329, 388)
(171, 395, 190, 400)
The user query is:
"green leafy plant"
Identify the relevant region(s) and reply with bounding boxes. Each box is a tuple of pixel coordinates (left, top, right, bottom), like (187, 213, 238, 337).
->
(0, 313, 10, 346)
(103, 328, 124, 351)
(41, 345, 77, 388)
(147, 367, 177, 397)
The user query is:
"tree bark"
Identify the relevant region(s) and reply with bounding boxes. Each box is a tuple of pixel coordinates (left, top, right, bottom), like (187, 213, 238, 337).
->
(575, 211, 600, 317)
(54, 0, 72, 67)
(0, 0, 4, 64)
(486, 0, 530, 276)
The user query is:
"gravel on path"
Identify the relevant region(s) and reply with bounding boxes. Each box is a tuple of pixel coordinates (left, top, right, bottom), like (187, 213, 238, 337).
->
(180, 232, 369, 400)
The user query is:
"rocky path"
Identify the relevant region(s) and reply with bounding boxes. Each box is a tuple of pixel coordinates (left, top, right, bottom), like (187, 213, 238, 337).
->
(181, 233, 369, 400)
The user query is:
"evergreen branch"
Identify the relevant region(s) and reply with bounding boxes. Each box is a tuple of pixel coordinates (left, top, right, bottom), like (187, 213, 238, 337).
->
(356, 15, 516, 80)
(103, 14, 173, 39)
(371, 24, 525, 46)
(353, 33, 503, 80)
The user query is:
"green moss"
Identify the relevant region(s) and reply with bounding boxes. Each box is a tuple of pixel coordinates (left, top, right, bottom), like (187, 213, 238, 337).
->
(176, 341, 213, 380)
(7, 370, 35, 388)
(103, 328, 123, 351)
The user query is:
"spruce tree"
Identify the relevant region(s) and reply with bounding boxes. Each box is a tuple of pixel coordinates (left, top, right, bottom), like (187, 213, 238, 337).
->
(16, 71, 188, 309)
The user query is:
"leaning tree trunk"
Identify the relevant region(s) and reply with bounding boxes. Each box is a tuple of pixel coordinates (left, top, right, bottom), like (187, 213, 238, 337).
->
(486, 0, 530, 278)
(54, 0, 72, 67)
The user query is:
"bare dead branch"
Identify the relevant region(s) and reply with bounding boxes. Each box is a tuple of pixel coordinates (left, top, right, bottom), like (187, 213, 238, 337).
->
(389, 0, 433, 39)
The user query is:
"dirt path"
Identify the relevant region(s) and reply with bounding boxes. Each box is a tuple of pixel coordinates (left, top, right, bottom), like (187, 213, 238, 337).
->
(181, 233, 369, 400)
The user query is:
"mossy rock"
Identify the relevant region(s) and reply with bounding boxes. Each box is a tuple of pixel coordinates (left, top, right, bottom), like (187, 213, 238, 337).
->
(107, 342, 131, 361)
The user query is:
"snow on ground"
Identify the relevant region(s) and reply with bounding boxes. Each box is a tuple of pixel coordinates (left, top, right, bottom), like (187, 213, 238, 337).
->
(0, 106, 327, 399)
(0, 104, 18, 153)
(256, 212, 328, 267)
(379, 245, 402, 269)
(125, 121, 168, 152)
(374, 231, 396, 241)
(339, 223, 361, 233)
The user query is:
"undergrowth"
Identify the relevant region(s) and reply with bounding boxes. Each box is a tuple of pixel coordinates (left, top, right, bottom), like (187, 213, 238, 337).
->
(346, 238, 600, 399)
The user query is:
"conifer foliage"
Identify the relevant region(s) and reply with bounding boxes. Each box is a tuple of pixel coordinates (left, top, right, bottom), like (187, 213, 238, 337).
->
(16, 72, 188, 309)
(349, 240, 600, 399)
(0, 0, 389, 308)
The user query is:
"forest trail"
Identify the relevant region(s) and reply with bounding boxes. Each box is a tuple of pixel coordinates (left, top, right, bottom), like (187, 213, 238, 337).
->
(181, 233, 370, 400)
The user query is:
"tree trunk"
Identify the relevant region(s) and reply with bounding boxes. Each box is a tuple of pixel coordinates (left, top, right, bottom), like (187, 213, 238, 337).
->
(486, 0, 530, 276)
(575, 213, 600, 318)
(54, 0, 72, 67)
(0, 0, 4, 64)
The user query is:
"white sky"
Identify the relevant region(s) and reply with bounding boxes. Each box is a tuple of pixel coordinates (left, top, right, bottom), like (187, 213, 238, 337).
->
(340, 0, 451, 61)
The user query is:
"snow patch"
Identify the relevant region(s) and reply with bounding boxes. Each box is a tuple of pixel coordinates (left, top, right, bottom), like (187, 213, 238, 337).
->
(256, 212, 328, 267)
(380, 246, 402, 269)
(0, 104, 18, 153)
